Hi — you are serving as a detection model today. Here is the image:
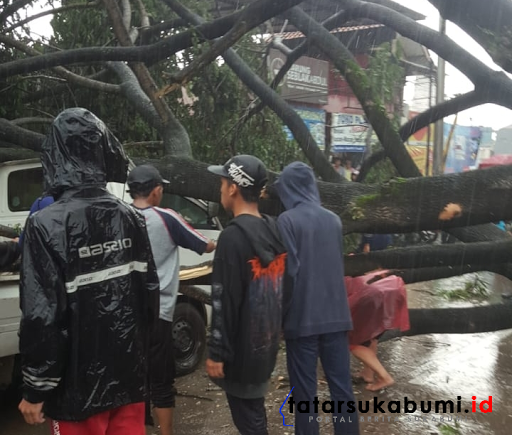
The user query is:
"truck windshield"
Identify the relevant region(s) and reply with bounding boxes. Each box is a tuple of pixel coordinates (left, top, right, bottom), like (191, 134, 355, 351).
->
(8, 168, 43, 212)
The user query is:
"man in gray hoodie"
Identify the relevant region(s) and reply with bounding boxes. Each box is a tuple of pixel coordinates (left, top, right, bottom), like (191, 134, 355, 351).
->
(274, 162, 359, 435)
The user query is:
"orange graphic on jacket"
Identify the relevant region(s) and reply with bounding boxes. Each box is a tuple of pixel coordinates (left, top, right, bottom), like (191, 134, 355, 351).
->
(248, 253, 287, 282)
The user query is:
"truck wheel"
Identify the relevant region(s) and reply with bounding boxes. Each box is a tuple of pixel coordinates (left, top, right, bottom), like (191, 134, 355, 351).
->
(173, 303, 206, 377)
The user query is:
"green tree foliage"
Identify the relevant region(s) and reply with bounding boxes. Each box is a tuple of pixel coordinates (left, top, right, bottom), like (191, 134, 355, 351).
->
(2, 0, 299, 170)
(363, 42, 404, 183)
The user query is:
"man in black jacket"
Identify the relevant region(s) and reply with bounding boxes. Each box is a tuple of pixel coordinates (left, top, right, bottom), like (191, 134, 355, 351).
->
(18, 108, 159, 435)
(206, 155, 287, 435)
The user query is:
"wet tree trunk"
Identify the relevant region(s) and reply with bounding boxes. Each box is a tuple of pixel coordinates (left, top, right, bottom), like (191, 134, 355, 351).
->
(382, 303, 512, 341)
(143, 157, 512, 235)
(344, 240, 512, 277)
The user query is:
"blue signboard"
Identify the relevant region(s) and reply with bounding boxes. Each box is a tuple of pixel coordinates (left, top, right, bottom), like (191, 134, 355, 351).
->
(444, 124, 482, 173)
(283, 106, 325, 149)
(331, 145, 366, 153)
(330, 113, 369, 153)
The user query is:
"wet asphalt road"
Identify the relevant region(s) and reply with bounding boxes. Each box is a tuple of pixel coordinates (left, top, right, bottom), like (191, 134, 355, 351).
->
(3, 272, 512, 435)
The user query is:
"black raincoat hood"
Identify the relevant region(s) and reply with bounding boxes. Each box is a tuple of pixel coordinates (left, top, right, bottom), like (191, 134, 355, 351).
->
(41, 108, 128, 197)
(273, 161, 321, 210)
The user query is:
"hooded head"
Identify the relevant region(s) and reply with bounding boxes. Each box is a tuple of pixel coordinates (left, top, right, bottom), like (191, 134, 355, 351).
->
(273, 162, 320, 210)
(41, 108, 128, 197)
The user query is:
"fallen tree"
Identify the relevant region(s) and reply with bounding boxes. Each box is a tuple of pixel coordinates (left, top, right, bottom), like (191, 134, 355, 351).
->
(3, 0, 512, 337)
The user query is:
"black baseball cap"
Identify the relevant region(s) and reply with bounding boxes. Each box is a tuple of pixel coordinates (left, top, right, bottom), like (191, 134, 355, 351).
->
(127, 164, 169, 188)
(208, 155, 267, 190)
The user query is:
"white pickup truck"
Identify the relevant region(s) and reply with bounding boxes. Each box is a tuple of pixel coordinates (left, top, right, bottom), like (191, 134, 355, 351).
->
(0, 159, 220, 393)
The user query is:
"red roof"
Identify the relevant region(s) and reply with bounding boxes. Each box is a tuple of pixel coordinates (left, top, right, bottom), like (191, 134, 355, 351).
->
(478, 154, 512, 169)
(272, 24, 385, 41)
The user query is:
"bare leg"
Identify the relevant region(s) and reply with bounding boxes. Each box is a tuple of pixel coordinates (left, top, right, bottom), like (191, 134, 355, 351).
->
(354, 364, 375, 383)
(154, 407, 173, 435)
(350, 345, 394, 391)
(353, 339, 379, 382)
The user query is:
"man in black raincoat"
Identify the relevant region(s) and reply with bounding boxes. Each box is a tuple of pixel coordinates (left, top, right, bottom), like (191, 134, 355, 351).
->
(18, 108, 160, 435)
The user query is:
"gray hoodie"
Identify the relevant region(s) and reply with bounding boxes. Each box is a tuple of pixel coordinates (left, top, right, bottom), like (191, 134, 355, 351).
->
(274, 162, 353, 339)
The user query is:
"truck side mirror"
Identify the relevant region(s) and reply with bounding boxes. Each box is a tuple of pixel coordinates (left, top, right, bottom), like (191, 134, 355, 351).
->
(207, 202, 219, 218)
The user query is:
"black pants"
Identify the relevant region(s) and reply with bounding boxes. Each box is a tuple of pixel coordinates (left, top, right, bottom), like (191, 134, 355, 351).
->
(226, 393, 268, 435)
(149, 319, 176, 408)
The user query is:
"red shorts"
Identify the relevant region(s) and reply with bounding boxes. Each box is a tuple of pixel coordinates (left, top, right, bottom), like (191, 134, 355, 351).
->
(49, 402, 145, 435)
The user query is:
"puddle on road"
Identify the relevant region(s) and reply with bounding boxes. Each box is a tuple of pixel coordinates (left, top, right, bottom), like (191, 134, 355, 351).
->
(353, 272, 512, 435)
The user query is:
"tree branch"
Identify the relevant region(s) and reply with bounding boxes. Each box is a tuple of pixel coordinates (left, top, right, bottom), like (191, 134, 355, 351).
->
(242, 9, 350, 124)
(398, 91, 489, 141)
(157, 0, 305, 96)
(355, 149, 386, 181)
(330, 0, 512, 245)
(164, 0, 342, 182)
(340, 164, 512, 234)
(387, 263, 509, 285)
(0, 7, 248, 79)
(120, 0, 132, 32)
(0, 34, 121, 94)
(0, 147, 38, 163)
(428, 0, 512, 74)
(4, 1, 101, 32)
(139, 18, 187, 44)
(134, 0, 150, 29)
(286, 6, 422, 178)
(102, 0, 191, 156)
(0, 0, 34, 24)
(339, 0, 512, 106)
(21, 69, 112, 103)
(382, 303, 512, 340)
(10, 117, 53, 126)
(345, 240, 512, 276)
(0, 119, 44, 151)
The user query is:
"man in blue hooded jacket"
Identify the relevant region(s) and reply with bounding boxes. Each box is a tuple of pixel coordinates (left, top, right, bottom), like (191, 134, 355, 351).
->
(274, 162, 359, 435)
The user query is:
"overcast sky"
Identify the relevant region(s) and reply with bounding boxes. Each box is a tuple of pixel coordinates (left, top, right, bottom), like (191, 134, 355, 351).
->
(392, 0, 512, 131)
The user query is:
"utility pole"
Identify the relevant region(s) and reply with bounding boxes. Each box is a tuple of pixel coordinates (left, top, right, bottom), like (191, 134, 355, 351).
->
(433, 16, 446, 175)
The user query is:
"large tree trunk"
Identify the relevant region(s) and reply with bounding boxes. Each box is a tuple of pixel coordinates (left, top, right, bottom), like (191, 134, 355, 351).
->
(143, 156, 512, 235)
(382, 303, 512, 342)
(344, 240, 512, 277)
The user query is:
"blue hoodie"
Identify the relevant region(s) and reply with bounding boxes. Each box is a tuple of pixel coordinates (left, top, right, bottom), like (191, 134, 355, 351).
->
(274, 162, 352, 339)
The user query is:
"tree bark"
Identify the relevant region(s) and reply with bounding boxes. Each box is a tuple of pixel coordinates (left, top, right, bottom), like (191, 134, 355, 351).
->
(0, 224, 18, 239)
(355, 149, 386, 181)
(158, 0, 305, 96)
(0, 7, 247, 79)
(102, 0, 191, 156)
(340, 0, 512, 107)
(142, 156, 512, 235)
(382, 303, 512, 341)
(428, 0, 512, 74)
(0, 148, 38, 163)
(387, 263, 508, 285)
(0, 35, 121, 95)
(243, 9, 350, 123)
(286, 7, 422, 179)
(398, 91, 490, 142)
(344, 240, 512, 277)
(4, 1, 101, 32)
(164, 0, 342, 183)
(0, 119, 44, 151)
(0, 0, 34, 24)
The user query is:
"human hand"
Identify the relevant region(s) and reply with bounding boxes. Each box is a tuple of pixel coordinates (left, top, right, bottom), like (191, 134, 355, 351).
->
(18, 399, 45, 425)
(206, 358, 224, 378)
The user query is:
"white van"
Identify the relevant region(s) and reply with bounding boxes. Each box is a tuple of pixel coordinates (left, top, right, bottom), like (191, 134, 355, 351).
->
(0, 159, 220, 390)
